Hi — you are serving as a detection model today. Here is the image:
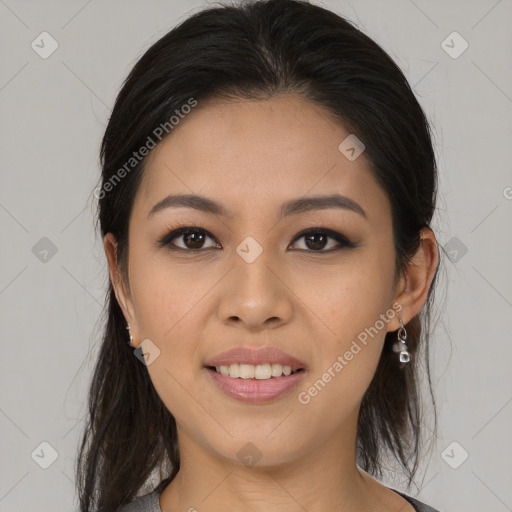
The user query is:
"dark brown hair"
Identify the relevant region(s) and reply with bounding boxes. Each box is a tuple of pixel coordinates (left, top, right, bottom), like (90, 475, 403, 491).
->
(76, 0, 443, 510)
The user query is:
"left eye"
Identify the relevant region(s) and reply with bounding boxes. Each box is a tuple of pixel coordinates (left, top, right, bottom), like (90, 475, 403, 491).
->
(157, 227, 356, 252)
(289, 228, 356, 252)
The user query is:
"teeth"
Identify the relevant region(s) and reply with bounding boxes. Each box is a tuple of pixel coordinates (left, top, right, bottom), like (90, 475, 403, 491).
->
(213, 363, 297, 379)
(229, 363, 239, 378)
(271, 363, 282, 377)
(239, 364, 255, 379)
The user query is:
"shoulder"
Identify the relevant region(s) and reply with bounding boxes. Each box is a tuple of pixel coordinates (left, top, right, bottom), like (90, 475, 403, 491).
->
(117, 490, 161, 512)
(393, 489, 442, 512)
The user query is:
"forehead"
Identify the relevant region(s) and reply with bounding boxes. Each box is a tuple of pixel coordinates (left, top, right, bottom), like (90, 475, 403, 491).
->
(135, 94, 390, 223)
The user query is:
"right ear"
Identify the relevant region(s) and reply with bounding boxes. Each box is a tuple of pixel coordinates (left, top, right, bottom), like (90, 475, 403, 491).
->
(103, 232, 140, 346)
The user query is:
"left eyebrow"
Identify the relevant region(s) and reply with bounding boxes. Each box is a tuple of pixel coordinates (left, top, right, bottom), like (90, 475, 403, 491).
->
(280, 194, 367, 220)
(147, 193, 367, 220)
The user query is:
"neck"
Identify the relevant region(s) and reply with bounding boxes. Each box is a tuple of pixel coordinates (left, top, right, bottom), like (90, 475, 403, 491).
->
(159, 411, 382, 512)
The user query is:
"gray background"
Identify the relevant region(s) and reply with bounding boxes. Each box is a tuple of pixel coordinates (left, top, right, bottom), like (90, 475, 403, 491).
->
(1, 0, 511, 510)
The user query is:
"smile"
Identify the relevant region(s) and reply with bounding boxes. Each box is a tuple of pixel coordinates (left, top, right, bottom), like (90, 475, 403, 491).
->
(204, 366, 307, 403)
(209, 363, 303, 379)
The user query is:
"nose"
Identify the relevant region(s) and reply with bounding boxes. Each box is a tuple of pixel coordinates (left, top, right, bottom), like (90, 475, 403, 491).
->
(217, 249, 293, 331)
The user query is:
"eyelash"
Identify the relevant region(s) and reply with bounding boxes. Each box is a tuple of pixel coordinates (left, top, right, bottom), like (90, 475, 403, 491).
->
(156, 226, 359, 253)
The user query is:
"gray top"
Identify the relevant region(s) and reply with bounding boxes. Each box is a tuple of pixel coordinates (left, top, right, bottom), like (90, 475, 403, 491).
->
(118, 486, 441, 511)
(117, 490, 160, 512)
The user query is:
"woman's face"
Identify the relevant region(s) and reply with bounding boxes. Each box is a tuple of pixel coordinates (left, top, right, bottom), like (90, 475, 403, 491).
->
(108, 94, 407, 467)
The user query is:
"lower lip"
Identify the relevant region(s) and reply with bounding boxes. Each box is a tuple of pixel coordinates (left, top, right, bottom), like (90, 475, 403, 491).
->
(205, 367, 306, 403)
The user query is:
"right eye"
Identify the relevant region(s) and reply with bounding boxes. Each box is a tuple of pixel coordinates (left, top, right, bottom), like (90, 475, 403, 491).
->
(157, 227, 220, 251)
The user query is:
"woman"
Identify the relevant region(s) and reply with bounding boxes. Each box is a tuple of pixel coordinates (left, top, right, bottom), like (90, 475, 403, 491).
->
(76, 1, 443, 510)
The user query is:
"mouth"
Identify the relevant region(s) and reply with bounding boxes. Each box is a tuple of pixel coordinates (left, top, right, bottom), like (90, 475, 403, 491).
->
(203, 346, 307, 403)
(205, 363, 305, 379)
(204, 364, 307, 404)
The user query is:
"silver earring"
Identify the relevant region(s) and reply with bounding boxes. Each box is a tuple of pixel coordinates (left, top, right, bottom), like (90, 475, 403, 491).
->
(392, 319, 411, 364)
(126, 324, 134, 347)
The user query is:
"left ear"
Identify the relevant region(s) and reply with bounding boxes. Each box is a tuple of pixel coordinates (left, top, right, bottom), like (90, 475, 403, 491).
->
(388, 227, 439, 332)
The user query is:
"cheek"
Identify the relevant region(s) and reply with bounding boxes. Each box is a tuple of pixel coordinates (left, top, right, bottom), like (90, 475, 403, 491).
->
(294, 274, 392, 428)
(129, 251, 212, 338)
(127, 258, 207, 398)
(298, 258, 393, 339)
(296, 256, 394, 388)
(132, 272, 208, 425)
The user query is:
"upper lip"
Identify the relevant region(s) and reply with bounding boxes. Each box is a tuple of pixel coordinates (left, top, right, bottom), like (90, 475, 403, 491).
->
(204, 346, 306, 371)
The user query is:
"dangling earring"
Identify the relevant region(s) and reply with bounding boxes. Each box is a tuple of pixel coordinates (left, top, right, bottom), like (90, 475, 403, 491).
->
(126, 324, 134, 347)
(392, 319, 411, 364)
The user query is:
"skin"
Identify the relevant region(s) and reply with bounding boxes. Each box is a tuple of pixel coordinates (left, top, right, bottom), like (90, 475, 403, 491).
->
(105, 93, 438, 512)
